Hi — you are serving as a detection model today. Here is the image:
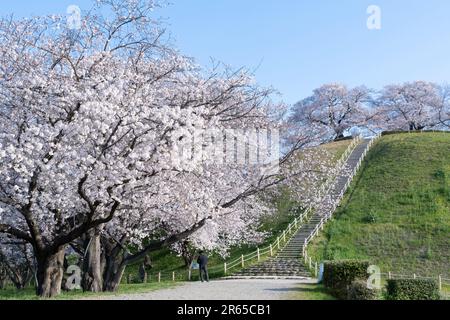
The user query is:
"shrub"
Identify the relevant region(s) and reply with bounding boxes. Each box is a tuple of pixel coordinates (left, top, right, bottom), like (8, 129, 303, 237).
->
(347, 279, 379, 300)
(323, 260, 370, 299)
(386, 279, 440, 300)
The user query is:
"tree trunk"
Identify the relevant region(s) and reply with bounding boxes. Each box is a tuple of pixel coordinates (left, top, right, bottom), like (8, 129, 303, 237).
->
(99, 218, 210, 291)
(82, 229, 103, 292)
(333, 127, 346, 141)
(36, 246, 65, 298)
(0, 267, 6, 289)
(408, 122, 426, 131)
(8, 268, 30, 290)
(178, 240, 195, 268)
(182, 250, 194, 268)
(103, 255, 126, 292)
(100, 247, 107, 277)
(101, 241, 127, 292)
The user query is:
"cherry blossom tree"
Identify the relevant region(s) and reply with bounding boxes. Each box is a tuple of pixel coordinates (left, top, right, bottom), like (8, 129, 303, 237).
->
(0, 2, 267, 295)
(0, 0, 199, 297)
(68, 75, 340, 292)
(437, 85, 450, 129)
(95, 168, 274, 291)
(0, 238, 35, 290)
(78, 82, 338, 292)
(375, 81, 442, 131)
(289, 84, 370, 141)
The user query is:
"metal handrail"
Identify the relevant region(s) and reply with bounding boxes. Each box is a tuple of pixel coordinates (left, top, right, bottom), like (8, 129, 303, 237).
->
(302, 133, 382, 274)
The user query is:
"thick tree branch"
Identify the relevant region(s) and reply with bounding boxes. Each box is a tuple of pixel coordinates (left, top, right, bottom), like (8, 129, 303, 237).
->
(123, 216, 211, 265)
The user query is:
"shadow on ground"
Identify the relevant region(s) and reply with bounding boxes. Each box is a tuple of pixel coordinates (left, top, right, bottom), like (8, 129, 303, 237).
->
(264, 283, 322, 292)
(265, 283, 336, 300)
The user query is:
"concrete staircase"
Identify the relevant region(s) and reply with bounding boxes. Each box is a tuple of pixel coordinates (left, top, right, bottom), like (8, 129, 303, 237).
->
(231, 139, 372, 279)
(232, 258, 310, 278)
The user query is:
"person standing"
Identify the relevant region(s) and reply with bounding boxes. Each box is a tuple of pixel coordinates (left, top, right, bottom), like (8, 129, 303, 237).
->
(197, 251, 209, 282)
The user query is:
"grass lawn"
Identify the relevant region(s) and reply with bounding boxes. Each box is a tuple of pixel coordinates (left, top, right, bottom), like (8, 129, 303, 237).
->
(308, 132, 450, 277)
(286, 283, 336, 300)
(0, 281, 179, 300)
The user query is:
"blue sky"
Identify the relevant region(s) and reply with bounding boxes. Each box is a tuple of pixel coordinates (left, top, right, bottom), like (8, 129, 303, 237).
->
(1, 1, 450, 104)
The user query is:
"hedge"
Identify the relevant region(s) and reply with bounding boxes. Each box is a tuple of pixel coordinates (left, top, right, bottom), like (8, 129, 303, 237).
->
(323, 260, 370, 299)
(386, 279, 441, 300)
(347, 279, 379, 300)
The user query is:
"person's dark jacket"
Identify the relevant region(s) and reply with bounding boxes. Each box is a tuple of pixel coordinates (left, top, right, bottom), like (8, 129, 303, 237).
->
(197, 254, 208, 268)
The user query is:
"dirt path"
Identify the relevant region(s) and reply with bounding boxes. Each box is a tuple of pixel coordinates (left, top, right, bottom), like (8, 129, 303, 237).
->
(87, 279, 316, 300)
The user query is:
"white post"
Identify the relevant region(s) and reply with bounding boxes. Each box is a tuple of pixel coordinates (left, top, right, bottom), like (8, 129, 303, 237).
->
(241, 254, 244, 268)
(388, 271, 391, 280)
(188, 269, 192, 281)
(439, 275, 442, 291)
(257, 248, 260, 261)
(413, 273, 416, 279)
(315, 262, 318, 278)
(172, 271, 175, 281)
(224, 263, 227, 275)
(158, 272, 161, 283)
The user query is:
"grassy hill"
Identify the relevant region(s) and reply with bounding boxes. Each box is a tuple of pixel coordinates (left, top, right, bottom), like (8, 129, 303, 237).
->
(309, 132, 450, 277)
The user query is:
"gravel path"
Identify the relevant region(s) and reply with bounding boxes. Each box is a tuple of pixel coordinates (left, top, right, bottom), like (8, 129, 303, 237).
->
(89, 279, 316, 300)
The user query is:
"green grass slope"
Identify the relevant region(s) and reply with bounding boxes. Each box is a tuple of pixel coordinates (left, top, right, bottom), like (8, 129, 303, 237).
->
(309, 132, 450, 277)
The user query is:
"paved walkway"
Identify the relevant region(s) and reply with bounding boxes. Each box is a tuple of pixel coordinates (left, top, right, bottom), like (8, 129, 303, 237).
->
(89, 279, 316, 300)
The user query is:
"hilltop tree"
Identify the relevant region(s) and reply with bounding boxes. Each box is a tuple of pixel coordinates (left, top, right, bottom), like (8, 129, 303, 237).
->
(289, 84, 370, 141)
(376, 81, 442, 131)
(437, 85, 450, 129)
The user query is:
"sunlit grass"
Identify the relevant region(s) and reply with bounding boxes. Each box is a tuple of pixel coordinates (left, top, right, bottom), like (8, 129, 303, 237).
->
(0, 281, 179, 300)
(286, 283, 336, 300)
